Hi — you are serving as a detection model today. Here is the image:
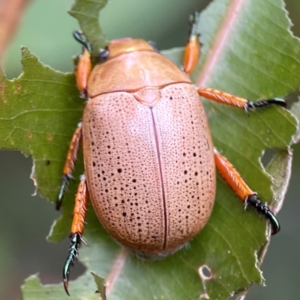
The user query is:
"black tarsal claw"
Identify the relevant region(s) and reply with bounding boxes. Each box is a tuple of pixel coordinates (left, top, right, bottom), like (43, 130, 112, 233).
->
(188, 11, 200, 37)
(56, 174, 74, 210)
(63, 233, 82, 296)
(246, 98, 286, 110)
(63, 279, 70, 297)
(79, 88, 88, 99)
(245, 194, 280, 235)
(73, 31, 91, 53)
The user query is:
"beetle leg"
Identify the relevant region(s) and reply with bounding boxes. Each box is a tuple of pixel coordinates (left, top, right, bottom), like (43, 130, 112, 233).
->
(56, 122, 82, 210)
(63, 174, 89, 296)
(73, 31, 92, 97)
(75, 48, 92, 97)
(73, 31, 91, 53)
(214, 149, 280, 235)
(183, 11, 201, 74)
(197, 88, 286, 111)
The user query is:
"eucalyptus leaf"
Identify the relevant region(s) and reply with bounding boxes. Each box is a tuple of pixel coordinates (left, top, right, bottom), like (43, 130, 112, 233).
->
(69, 0, 109, 55)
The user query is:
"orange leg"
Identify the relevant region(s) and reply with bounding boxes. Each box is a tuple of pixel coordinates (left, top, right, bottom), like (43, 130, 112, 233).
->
(182, 14, 286, 109)
(73, 31, 92, 97)
(183, 11, 201, 74)
(75, 48, 92, 96)
(214, 149, 280, 235)
(58, 31, 93, 296)
(56, 122, 82, 210)
(197, 88, 286, 111)
(63, 175, 89, 296)
(56, 33, 92, 210)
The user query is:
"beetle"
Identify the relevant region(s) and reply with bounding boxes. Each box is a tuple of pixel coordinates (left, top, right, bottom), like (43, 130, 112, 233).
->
(56, 12, 285, 295)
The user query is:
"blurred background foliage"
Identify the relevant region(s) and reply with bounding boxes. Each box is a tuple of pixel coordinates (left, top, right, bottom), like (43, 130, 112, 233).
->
(0, 0, 300, 299)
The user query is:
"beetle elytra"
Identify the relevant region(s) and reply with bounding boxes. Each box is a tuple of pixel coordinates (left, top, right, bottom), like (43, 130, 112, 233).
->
(56, 12, 284, 295)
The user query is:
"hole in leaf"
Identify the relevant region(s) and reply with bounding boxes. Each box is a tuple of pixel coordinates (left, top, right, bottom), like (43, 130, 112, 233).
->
(200, 293, 210, 299)
(198, 264, 213, 280)
(261, 148, 277, 168)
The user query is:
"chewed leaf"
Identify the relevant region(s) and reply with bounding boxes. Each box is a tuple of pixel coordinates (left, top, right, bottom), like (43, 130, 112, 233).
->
(91, 272, 106, 300)
(291, 99, 300, 142)
(21, 274, 98, 300)
(0, 0, 298, 299)
(69, 0, 109, 55)
(0, 48, 84, 205)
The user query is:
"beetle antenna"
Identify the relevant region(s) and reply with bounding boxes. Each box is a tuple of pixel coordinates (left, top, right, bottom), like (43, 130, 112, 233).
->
(73, 31, 92, 53)
(98, 47, 110, 62)
(63, 232, 82, 296)
(148, 40, 159, 52)
(245, 194, 280, 235)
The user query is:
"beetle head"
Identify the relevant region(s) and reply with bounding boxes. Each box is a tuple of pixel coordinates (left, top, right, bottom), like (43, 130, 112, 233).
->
(99, 38, 156, 62)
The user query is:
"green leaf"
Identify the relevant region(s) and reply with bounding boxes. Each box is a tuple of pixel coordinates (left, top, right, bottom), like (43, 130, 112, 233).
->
(21, 274, 99, 300)
(291, 99, 300, 142)
(91, 272, 106, 300)
(0, 47, 84, 204)
(0, 0, 298, 299)
(69, 0, 109, 56)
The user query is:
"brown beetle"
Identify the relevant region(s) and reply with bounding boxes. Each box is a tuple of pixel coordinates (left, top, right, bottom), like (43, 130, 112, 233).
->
(56, 12, 284, 295)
